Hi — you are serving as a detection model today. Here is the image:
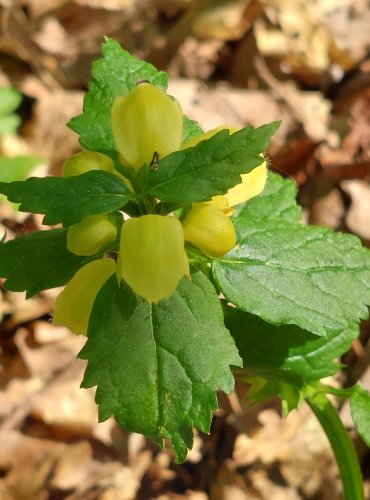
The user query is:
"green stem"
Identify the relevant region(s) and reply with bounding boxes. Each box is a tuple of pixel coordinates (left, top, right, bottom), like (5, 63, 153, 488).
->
(306, 392, 364, 500)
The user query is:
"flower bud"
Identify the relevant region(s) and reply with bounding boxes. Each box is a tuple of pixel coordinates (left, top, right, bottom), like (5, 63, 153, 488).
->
(67, 214, 118, 256)
(118, 214, 189, 303)
(112, 83, 183, 170)
(63, 151, 114, 177)
(53, 258, 115, 335)
(182, 202, 236, 258)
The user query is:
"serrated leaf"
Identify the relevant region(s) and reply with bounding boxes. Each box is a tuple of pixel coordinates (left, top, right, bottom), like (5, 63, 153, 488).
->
(214, 221, 370, 337)
(0, 87, 22, 116)
(0, 229, 94, 298)
(0, 156, 44, 183)
(68, 38, 168, 155)
(350, 385, 370, 446)
(80, 271, 241, 462)
(147, 122, 280, 203)
(224, 306, 358, 384)
(182, 116, 203, 143)
(0, 170, 133, 226)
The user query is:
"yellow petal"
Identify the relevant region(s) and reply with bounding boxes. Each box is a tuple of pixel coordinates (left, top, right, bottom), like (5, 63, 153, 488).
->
(112, 83, 183, 170)
(182, 202, 236, 258)
(53, 258, 115, 335)
(118, 214, 188, 303)
(181, 125, 237, 150)
(224, 161, 267, 208)
(67, 214, 117, 256)
(63, 151, 114, 177)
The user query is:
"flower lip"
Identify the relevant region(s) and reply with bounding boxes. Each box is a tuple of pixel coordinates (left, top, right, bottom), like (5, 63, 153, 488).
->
(118, 214, 189, 303)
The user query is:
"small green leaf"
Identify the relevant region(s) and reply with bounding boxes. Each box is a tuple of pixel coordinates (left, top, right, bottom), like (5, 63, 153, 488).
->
(147, 122, 280, 203)
(214, 222, 370, 337)
(80, 271, 241, 462)
(350, 385, 370, 446)
(0, 88, 22, 117)
(182, 116, 203, 144)
(68, 38, 168, 155)
(0, 229, 94, 298)
(0, 115, 21, 136)
(0, 170, 133, 226)
(0, 156, 44, 183)
(225, 306, 358, 384)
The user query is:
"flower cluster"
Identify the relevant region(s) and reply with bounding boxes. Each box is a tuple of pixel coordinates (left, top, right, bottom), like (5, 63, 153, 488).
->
(54, 83, 267, 334)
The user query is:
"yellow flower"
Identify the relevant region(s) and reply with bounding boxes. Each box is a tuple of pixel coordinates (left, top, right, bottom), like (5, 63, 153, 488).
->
(180, 126, 267, 257)
(53, 258, 115, 335)
(182, 126, 267, 213)
(111, 83, 183, 170)
(110, 85, 268, 301)
(63, 151, 114, 177)
(182, 202, 236, 258)
(117, 214, 189, 303)
(67, 214, 117, 256)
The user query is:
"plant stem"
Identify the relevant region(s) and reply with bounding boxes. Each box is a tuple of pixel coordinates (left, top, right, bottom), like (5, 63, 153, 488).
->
(306, 391, 364, 500)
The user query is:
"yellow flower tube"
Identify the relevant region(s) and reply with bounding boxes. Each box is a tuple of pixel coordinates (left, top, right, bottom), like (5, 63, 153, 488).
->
(67, 214, 118, 256)
(118, 214, 189, 303)
(182, 202, 236, 258)
(53, 258, 116, 335)
(112, 83, 183, 170)
(63, 151, 114, 177)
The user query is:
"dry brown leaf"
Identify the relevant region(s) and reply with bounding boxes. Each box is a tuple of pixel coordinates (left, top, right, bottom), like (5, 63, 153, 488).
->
(168, 37, 224, 80)
(49, 440, 94, 490)
(5, 292, 52, 325)
(30, 355, 98, 432)
(233, 406, 338, 496)
(341, 180, 370, 239)
(168, 78, 289, 138)
(32, 16, 69, 55)
(209, 461, 258, 500)
(0, 376, 44, 420)
(248, 468, 300, 500)
(0, 430, 66, 499)
(309, 188, 345, 229)
(14, 327, 85, 380)
(22, 85, 83, 171)
(255, 58, 332, 142)
(190, 0, 252, 41)
(75, 0, 136, 9)
(23, 0, 71, 19)
(256, 0, 370, 82)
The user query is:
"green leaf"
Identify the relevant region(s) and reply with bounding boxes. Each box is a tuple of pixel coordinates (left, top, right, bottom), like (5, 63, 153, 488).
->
(80, 271, 241, 462)
(214, 222, 370, 337)
(0, 229, 94, 298)
(0, 115, 21, 136)
(0, 87, 22, 116)
(232, 171, 302, 234)
(0, 156, 44, 183)
(350, 385, 370, 446)
(0, 170, 133, 226)
(182, 116, 203, 144)
(147, 122, 280, 203)
(68, 38, 168, 155)
(224, 306, 358, 384)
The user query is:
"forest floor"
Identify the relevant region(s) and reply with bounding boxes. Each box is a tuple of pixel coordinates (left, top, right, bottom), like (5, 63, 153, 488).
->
(0, 1, 369, 498)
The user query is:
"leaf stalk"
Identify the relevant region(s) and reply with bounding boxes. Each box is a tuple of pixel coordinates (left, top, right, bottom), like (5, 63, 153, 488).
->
(306, 391, 364, 500)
